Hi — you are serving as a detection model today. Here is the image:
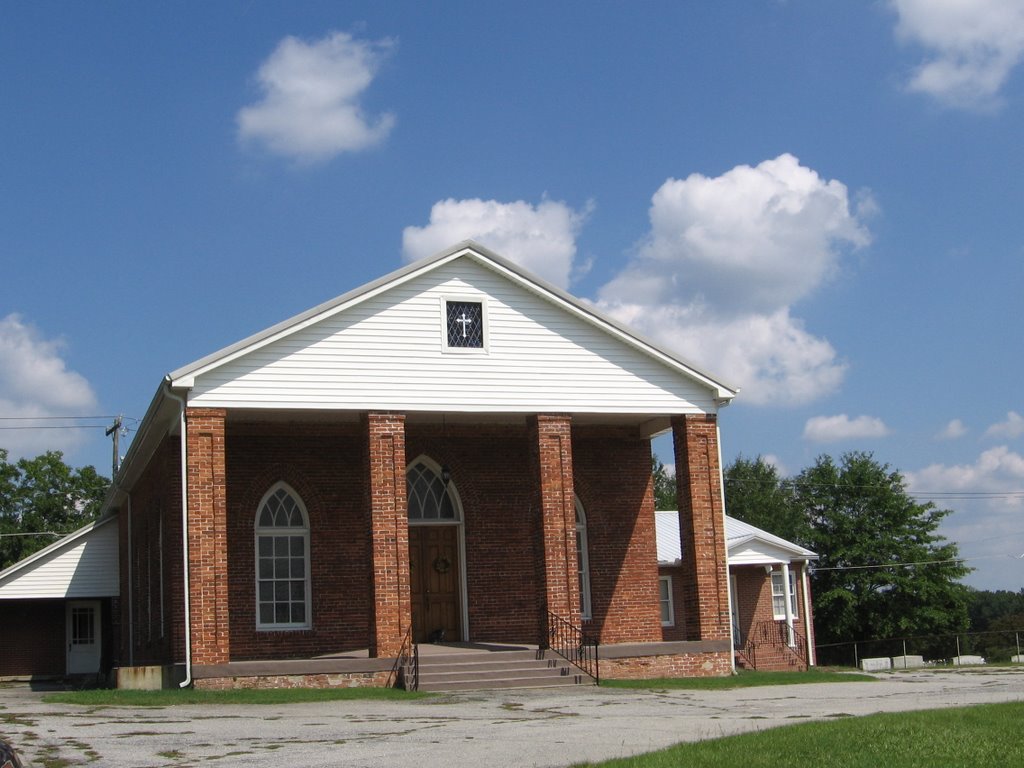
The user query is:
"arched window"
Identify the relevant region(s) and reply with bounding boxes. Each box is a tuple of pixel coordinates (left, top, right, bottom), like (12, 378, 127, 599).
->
(575, 497, 592, 620)
(407, 459, 458, 521)
(255, 483, 311, 630)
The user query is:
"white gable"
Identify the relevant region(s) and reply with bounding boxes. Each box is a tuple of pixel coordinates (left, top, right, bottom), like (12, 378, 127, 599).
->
(654, 511, 817, 566)
(182, 251, 727, 415)
(0, 516, 119, 599)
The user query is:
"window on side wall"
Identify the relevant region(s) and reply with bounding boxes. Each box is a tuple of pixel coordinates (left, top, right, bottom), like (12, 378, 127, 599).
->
(255, 483, 311, 630)
(659, 575, 674, 626)
(771, 570, 799, 620)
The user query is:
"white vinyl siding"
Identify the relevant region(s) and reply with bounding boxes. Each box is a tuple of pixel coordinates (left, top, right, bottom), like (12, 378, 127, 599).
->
(0, 518, 119, 599)
(186, 259, 717, 413)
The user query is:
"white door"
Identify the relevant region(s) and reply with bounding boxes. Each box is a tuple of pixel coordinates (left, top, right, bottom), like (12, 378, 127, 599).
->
(66, 600, 101, 674)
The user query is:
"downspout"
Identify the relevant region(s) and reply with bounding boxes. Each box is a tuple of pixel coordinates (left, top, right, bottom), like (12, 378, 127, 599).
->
(714, 419, 737, 674)
(163, 381, 193, 688)
(802, 563, 815, 666)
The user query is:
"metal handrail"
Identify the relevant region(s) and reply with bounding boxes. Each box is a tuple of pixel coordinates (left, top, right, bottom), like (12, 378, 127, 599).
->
(545, 610, 599, 683)
(389, 625, 419, 690)
(743, 620, 807, 668)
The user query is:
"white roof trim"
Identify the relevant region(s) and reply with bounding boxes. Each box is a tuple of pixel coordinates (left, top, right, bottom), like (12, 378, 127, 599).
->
(168, 241, 738, 400)
(654, 510, 817, 565)
(0, 514, 117, 586)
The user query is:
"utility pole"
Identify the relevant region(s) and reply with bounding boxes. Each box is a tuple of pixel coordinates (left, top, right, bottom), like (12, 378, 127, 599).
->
(106, 415, 123, 478)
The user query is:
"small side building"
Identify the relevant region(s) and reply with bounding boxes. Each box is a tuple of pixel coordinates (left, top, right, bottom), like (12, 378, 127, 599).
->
(0, 516, 119, 681)
(655, 511, 817, 671)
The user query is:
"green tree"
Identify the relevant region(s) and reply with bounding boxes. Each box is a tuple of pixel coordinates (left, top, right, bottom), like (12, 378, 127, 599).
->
(724, 455, 809, 544)
(0, 449, 109, 570)
(795, 452, 970, 661)
(652, 455, 676, 510)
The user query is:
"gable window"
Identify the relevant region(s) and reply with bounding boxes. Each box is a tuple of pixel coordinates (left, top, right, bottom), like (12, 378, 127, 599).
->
(575, 498, 592, 621)
(255, 483, 311, 630)
(445, 300, 484, 349)
(659, 576, 675, 626)
(771, 569, 798, 620)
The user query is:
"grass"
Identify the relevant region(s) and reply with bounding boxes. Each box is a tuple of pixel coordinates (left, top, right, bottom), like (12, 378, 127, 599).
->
(600, 668, 875, 690)
(573, 702, 1024, 767)
(43, 686, 431, 707)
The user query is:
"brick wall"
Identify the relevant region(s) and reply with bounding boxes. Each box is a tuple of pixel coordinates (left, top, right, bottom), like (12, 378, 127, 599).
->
(365, 412, 411, 658)
(574, 428, 662, 644)
(672, 414, 730, 642)
(601, 650, 733, 679)
(225, 421, 370, 660)
(0, 599, 65, 677)
(120, 435, 183, 666)
(529, 415, 581, 632)
(127, 414, 703, 666)
(733, 564, 813, 671)
(185, 408, 229, 666)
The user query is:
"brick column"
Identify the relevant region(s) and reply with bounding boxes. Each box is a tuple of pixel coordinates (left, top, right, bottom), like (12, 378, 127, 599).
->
(365, 412, 411, 658)
(672, 414, 730, 642)
(185, 407, 229, 665)
(529, 414, 581, 638)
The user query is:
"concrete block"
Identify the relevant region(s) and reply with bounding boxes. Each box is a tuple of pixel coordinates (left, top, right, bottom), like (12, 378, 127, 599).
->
(860, 657, 892, 672)
(951, 655, 986, 666)
(1012, 655, 1024, 663)
(116, 664, 185, 690)
(891, 655, 925, 669)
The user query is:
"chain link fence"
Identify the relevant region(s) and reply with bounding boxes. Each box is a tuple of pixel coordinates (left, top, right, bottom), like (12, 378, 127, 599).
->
(815, 628, 1024, 668)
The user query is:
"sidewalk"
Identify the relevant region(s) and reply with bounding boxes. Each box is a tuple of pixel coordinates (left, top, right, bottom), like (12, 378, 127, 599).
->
(3, 668, 1023, 767)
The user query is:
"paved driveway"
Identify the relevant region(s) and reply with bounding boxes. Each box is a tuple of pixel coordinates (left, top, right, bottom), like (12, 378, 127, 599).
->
(3, 668, 1024, 767)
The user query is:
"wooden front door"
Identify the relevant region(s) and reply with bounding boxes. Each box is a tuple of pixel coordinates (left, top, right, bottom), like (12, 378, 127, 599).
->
(410, 525, 461, 643)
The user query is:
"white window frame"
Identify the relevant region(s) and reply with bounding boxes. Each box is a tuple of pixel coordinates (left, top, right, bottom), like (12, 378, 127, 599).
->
(255, 482, 312, 631)
(659, 575, 675, 626)
(439, 295, 489, 354)
(771, 569, 799, 621)
(575, 497, 592, 621)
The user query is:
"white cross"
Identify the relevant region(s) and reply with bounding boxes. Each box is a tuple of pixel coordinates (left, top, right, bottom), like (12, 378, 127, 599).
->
(455, 312, 473, 338)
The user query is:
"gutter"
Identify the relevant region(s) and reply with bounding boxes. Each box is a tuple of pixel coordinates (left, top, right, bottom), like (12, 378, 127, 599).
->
(162, 379, 193, 689)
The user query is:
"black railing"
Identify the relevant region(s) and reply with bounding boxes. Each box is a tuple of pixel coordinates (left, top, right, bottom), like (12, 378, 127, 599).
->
(390, 625, 419, 691)
(743, 620, 806, 669)
(546, 611, 599, 683)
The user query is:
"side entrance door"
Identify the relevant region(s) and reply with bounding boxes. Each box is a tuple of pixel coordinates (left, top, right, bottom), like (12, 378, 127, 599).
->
(66, 600, 102, 675)
(410, 526, 461, 643)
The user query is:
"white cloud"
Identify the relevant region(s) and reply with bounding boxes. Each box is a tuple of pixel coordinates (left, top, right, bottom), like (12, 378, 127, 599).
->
(892, 0, 1024, 110)
(402, 198, 591, 288)
(0, 314, 99, 458)
(803, 414, 890, 443)
(598, 154, 871, 405)
(938, 418, 968, 440)
(907, 446, 1024, 511)
(985, 411, 1024, 440)
(906, 446, 1024, 590)
(761, 454, 790, 478)
(237, 31, 395, 163)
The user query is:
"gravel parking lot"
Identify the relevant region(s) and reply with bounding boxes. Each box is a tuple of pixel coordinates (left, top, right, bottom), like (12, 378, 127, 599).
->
(3, 668, 1024, 768)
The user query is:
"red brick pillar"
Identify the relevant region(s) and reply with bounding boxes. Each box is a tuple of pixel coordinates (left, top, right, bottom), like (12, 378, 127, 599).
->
(365, 412, 411, 658)
(530, 414, 581, 638)
(672, 414, 730, 642)
(185, 407, 229, 665)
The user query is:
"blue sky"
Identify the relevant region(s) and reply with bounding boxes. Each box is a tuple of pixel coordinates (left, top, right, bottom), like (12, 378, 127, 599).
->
(2, 1, 1022, 591)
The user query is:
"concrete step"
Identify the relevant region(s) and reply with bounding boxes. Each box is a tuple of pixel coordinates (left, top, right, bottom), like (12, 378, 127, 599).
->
(414, 649, 595, 692)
